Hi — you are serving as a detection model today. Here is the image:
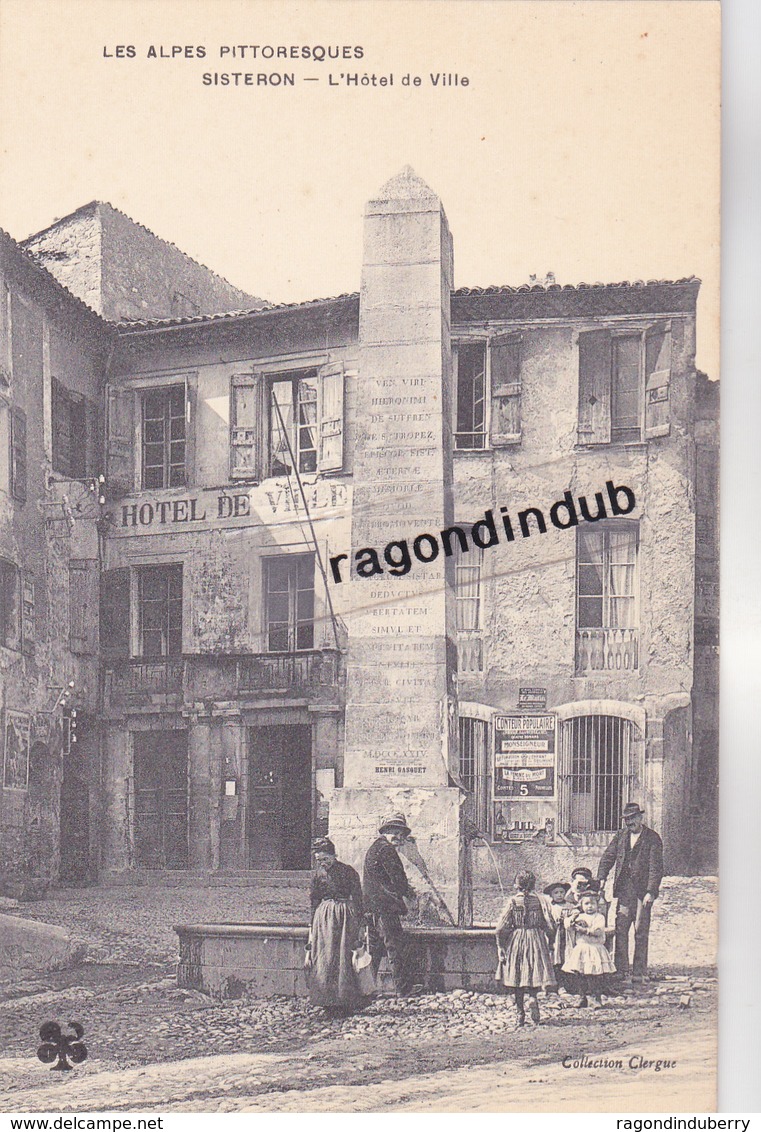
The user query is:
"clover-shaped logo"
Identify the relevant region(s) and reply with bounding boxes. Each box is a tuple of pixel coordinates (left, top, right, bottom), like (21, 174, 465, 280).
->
(37, 1021, 88, 1071)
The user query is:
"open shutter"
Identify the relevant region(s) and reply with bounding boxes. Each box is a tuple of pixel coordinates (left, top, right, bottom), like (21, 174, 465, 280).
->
(230, 372, 265, 480)
(489, 335, 522, 446)
(106, 385, 135, 497)
(100, 567, 131, 660)
(21, 576, 35, 656)
(70, 559, 98, 654)
(85, 397, 99, 478)
(10, 406, 27, 501)
(318, 362, 345, 471)
(644, 321, 672, 439)
(577, 330, 612, 444)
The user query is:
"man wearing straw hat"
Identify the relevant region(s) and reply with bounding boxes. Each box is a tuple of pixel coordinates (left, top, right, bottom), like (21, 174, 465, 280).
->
(597, 802, 664, 981)
(363, 812, 416, 996)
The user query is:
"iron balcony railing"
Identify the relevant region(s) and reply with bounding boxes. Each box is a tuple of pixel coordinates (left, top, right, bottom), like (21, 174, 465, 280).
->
(104, 649, 343, 707)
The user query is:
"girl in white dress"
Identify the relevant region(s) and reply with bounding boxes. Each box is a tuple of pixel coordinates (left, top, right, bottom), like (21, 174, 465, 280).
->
(562, 890, 615, 1007)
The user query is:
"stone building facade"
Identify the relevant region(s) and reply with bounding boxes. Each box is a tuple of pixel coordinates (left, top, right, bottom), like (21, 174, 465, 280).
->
(0, 228, 112, 895)
(0, 171, 718, 908)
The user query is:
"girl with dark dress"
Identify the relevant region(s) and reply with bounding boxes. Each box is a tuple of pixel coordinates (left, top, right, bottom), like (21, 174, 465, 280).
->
(495, 871, 557, 1026)
(307, 837, 366, 1014)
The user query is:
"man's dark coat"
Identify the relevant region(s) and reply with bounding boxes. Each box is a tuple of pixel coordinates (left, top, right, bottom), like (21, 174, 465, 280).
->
(363, 836, 412, 915)
(597, 825, 664, 900)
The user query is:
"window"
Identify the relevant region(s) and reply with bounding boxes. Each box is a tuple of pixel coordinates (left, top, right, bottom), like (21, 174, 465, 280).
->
(454, 342, 486, 449)
(578, 322, 673, 444)
(559, 715, 636, 833)
(265, 555, 315, 652)
(455, 544, 483, 672)
(0, 558, 20, 648)
(454, 336, 522, 450)
(270, 372, 318, 475)
(142, 386, 186, 489)
(52, 378, 88, 478)
(230, 364, 345, 481)
(576, 524, 639, 672)
(459, 717, 489, 834)
(138, 565, 183, 657)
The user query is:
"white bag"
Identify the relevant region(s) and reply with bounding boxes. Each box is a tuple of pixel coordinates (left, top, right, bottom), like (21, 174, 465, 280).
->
(352, 942, 376, 995)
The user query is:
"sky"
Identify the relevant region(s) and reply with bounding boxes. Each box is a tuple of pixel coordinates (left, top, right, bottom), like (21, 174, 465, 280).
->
(0, 0, 719, 375)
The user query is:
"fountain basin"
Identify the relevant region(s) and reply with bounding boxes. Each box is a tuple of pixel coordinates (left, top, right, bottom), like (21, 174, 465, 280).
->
(175, 922, 499, 999)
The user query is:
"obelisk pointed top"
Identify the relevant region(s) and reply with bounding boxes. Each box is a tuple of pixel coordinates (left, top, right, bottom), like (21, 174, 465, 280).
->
(368, 166, 441, 210)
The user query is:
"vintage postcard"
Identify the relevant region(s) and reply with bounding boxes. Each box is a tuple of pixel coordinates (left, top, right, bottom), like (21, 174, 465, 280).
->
(0, 0, 720, 1115)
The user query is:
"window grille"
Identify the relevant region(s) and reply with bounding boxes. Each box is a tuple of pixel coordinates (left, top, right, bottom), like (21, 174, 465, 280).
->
(459, 716, 489, 833)
(558, 714, 635, 833)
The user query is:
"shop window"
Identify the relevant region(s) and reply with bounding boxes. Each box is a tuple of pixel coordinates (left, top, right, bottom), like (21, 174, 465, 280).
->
(138, 564, 183, 658)
(230, 363, 345, 481)
(141, 385, 186, 489)
(264, 554, 315, 653)
(459, 716, 489, 834)
(52, 378, 89, 478)
(0, 558, 20, 648)
(578, 322, 672, 444)
(455, 544, 483, 672)
(576, 523, 639, 673)
(559, 714, 635, 834)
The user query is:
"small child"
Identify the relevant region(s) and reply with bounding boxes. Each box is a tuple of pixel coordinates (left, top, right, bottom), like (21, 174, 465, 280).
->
(543, 881, 571, 992)
(562, 890, 616, 1007)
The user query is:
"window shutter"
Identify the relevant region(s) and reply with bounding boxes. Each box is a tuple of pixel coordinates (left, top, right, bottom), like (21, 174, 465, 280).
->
(489, 335, 522, 446)
(0, 560, 21, 649)
(644, 321, 672, 439)
(230, 372, 265, 480)
(100, 567, 131, 659)
(106, 385, 135, 497)
(21, 576, 35, 656)
(318, 362, 345, 471)
(69, 560, 98, 655)
(85, 398, 99, 478)
(577, 330, 612, 444)
(10, 406, 27, 501)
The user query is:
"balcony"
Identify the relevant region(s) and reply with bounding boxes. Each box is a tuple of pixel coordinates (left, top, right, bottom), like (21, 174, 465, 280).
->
(576, 628, 639, 674)
(237, 650, 342, 692)
(105, 658, 185, 707)
(104, 649, 344, 710)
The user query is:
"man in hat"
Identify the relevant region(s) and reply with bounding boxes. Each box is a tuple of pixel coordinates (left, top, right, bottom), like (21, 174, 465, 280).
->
(597, 802, 664, 979)
(363, 812, 416, 996)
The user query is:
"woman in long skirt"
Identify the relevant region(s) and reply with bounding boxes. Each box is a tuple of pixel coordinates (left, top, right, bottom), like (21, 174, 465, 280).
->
(495, 871, 556, 1026)
(307, 837, 366, 1014)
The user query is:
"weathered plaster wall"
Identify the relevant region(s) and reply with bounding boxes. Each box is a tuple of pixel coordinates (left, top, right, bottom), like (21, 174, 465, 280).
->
(0, 256, 104, 894)
(454, 310, 698, 878)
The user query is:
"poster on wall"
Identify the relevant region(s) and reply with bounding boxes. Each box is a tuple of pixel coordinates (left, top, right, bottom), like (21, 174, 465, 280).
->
(2, 709, 31, 790)
(494, 713, 556, 798)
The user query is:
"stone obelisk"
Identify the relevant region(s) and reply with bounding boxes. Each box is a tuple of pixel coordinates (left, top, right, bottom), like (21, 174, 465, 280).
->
(329, 168, 462, 918)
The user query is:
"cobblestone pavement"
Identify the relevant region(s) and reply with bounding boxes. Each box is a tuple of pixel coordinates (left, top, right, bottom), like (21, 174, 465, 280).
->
(0, 876, 718, 1112)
